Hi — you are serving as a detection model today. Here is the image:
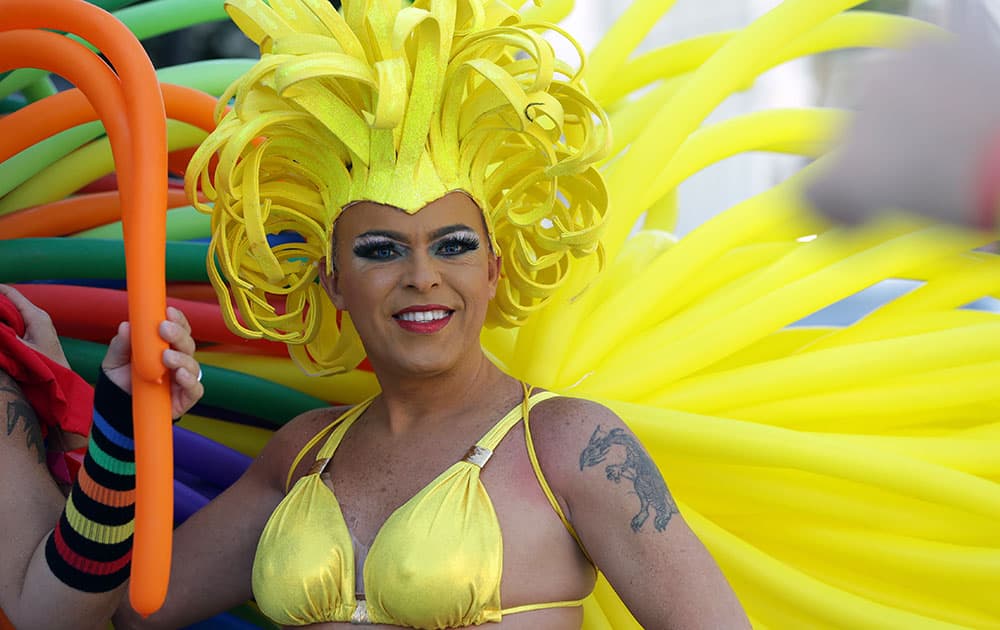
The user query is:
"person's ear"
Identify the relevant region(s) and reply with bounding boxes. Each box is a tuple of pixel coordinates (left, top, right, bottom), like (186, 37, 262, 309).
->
(318, 259, 347, 310)
(487, 254, 501, 299)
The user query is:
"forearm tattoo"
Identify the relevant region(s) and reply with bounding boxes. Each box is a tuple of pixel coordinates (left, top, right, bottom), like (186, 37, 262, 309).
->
(1, 374, 46, 464)
(579, 425, 678, 533)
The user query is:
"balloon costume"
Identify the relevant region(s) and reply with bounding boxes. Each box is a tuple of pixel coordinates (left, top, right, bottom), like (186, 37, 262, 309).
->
(189, 0, 610, 374)
(1, 0, 998, 627)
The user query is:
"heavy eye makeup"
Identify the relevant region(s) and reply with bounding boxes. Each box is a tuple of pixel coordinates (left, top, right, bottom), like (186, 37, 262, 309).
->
(352, 230, 481, 261)
(353, 235, 405, 261)
(432, 231, 480, 257)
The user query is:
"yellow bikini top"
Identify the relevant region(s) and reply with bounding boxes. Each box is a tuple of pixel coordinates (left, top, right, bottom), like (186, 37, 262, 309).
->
(252, 388, 592, 628)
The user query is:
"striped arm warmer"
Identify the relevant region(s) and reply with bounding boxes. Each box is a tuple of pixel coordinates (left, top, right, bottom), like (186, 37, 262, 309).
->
(45, 371, 135, 592)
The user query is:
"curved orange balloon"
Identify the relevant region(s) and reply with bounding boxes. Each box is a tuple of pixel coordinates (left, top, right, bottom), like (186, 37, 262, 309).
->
(0, 188, 192, 239)
(0, 82, 216, 161)
(1, 0, 171, 613)
(0, 33, 131, 174)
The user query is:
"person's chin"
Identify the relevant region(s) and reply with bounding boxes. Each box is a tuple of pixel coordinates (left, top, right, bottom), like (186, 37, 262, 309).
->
(380, 358, 446, 380)
(393, 342, 464, 376)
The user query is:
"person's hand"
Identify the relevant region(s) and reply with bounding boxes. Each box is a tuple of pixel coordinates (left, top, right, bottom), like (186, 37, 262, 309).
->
(805, 33, 1000, 229)
(101, 306, 204, 419)
(0, 284, 70, 369)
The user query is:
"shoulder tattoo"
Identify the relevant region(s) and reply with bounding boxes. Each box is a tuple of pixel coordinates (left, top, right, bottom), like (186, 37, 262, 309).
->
(1, 374, 46, 464)
(579, 425, 678, 533)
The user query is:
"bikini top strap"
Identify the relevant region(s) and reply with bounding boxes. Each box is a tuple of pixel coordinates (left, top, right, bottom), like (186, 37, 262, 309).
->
(523, 396, 594, 565)
(284, 399, 375, 492)
(469, 385, 559, 465)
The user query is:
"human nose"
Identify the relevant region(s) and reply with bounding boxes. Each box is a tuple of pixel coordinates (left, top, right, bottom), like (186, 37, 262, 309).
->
(402, 249, 441, 291)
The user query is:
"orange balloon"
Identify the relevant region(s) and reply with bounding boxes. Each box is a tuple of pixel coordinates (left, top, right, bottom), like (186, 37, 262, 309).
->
(0, 82, 216, 160)
(0, 188, 191, 239)
(1, 0, 171, 614)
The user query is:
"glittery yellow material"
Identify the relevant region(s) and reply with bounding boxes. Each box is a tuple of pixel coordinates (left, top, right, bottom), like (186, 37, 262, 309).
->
(251, 390, 588, 628)
(186, 0, 610, 374)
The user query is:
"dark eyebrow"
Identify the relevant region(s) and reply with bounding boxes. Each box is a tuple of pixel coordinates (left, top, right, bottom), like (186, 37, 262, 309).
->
(431, 224, 476, 240)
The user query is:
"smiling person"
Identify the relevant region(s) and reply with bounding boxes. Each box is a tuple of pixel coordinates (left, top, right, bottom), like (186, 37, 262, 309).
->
(0, 284, 202, 630)
(113, 0, 748, 628)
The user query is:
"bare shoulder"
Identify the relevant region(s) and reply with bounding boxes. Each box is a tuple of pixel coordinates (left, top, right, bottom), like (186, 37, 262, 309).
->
(524, 395, 632, 480)
(252, 404, 353, 492)
(528, 395, 625, 437)
(525, 395, 679, 532)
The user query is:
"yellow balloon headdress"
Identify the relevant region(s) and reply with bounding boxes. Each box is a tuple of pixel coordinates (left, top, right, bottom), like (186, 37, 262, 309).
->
(187, 0, 611, 374)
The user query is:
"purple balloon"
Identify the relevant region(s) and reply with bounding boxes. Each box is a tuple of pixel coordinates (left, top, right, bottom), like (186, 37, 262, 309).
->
(174, 479, 210, 524)
(173, 425, 252, 490)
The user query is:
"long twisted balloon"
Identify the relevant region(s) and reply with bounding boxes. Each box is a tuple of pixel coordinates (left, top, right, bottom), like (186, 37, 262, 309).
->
(0, 0, 173, 615)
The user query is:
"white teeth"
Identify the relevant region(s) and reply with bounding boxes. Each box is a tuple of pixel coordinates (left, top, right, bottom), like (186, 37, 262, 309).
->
(397, 309, 450, 322)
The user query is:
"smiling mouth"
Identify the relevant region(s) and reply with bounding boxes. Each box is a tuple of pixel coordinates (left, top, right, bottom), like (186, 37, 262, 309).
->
(394, 309, 453, 323)
(392, 307, 455, 333)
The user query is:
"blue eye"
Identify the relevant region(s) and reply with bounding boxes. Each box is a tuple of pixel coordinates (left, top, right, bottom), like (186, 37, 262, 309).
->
(435, 234, 480, 257)
(353, 239, 403, 260)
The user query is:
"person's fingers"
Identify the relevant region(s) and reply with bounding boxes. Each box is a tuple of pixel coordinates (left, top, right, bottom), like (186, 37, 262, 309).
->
(170, 364, 204, 418)
(173, 365, 204, 395)
(173, 365, 199, 387)
(0, 284, 51, 327)
(100, 321, 134, 394)
(102, 321, 132, 370)
(166, 306, 192, 335)
(162, 347, 200, 378)
(0, 284, 71, 366)
(159, 318, 196, 357)
(0, 283, 33, 309)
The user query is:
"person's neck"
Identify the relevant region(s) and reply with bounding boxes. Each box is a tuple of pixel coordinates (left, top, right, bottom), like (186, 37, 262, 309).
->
(370, 351, 517, 435)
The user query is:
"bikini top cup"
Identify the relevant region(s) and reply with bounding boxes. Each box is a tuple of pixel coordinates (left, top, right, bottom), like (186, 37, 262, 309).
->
(251, 389, 591, 628)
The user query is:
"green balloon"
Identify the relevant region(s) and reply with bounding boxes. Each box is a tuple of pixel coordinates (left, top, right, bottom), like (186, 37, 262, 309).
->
(75, 206, 211, 241)
(0, 239, 209, 283)
(0, 123, 104, 198)
(156, 59, 256, 96)
(0, 70, 47, 101)
(21, 77, 57, 102)
(115, 0, 230, 41)
(90, 0, 145, 10)
(0, 95, 26, 114)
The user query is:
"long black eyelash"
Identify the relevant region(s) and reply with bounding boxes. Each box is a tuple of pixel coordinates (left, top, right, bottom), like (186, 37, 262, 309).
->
(437, 233, 480, 252)
(353, 236, 401, 258)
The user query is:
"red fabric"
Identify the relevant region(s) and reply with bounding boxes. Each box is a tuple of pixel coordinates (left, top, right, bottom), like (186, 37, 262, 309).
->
(0, 294, 93, 438)
(47, 446, 87, 486)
